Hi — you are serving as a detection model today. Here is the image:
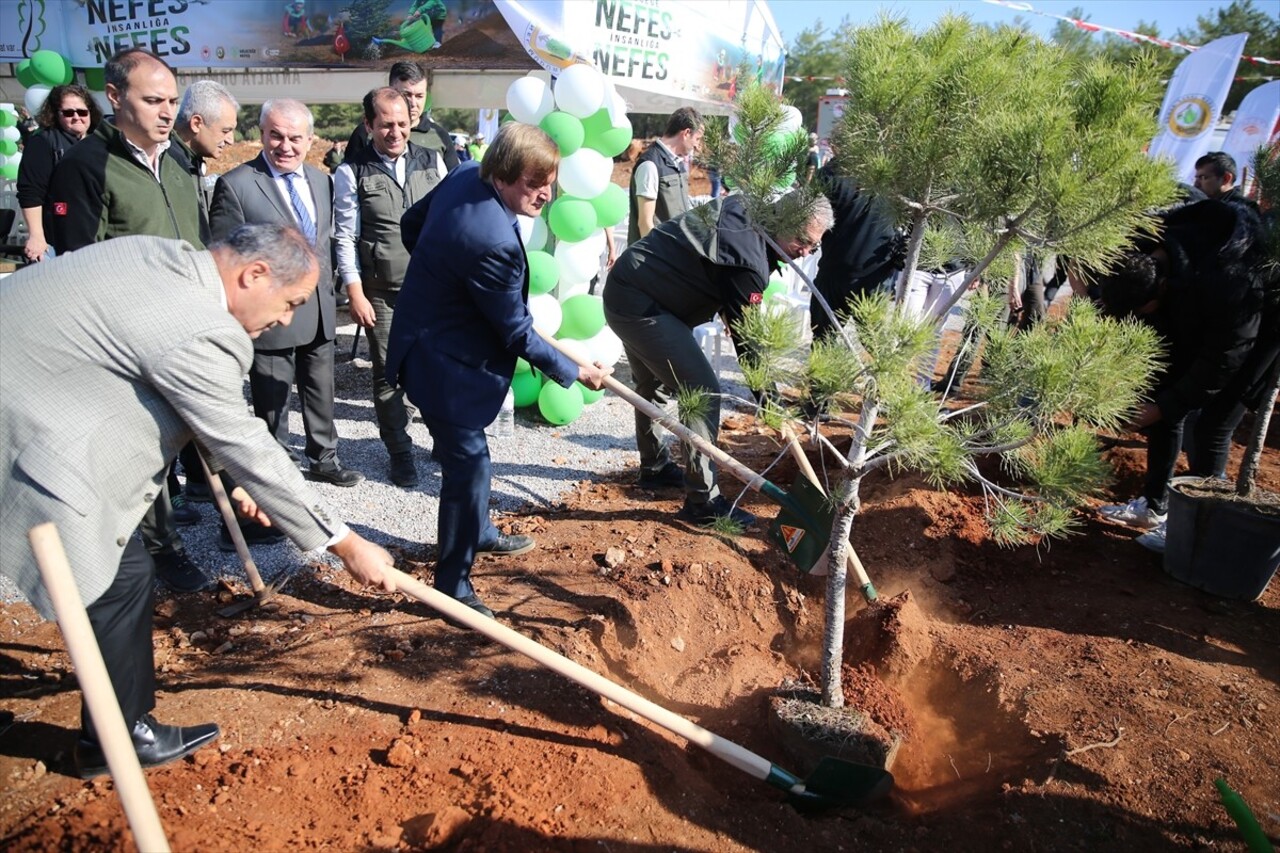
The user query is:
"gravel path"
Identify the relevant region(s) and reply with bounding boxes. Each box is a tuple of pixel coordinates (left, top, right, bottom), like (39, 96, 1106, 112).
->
(0, 318, 752, 603)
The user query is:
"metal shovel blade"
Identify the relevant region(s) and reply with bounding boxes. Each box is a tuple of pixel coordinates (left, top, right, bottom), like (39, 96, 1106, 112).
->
(787, 757, 895, 811)
(767, 474, 834, 574)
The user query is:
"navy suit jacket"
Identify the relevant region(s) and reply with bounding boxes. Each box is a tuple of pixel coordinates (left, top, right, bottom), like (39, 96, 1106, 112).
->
(387, 161, 578, 429)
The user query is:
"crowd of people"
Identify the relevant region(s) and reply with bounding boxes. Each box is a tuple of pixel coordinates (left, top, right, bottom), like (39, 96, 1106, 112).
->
(0, 46, 1274, 785)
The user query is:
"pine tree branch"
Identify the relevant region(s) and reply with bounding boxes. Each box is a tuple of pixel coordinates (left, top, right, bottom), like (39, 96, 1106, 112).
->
(966, 460, 1047, 503)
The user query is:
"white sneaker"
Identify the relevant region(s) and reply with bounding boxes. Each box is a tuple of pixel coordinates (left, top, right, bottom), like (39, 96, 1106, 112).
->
(1099, 496, 1166, 531)
(1135, 521, 1167, 554)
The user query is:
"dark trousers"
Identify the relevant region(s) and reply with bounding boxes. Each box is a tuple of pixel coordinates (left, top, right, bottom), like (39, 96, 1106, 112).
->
(604, 297, 720, 503)
(138, 481, 181, 556)
(82, 537, 156, 740)
(419, 413, 499, 598)
(365, 288, 414, 456)
(250, 332, 338, 469)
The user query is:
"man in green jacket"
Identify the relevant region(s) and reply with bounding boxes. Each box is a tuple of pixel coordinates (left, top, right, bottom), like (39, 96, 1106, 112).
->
(47, 48, 208, 593)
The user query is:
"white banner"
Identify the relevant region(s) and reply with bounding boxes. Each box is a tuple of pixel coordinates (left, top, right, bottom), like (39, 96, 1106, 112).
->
(1149, 33, 1248, 183)
(1220, 80, 1280, 193)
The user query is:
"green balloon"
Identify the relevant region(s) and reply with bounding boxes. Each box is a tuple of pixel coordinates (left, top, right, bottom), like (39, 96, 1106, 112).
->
(763, 279, 786, 302)
(82, 67, 106, 91)
(539, 111, 584, 156)
(31, 50, 72, 87)
(0, 162, 16, 180)
(589, 183, 628, 229)
(577, 382, 605, 404)
(0, 110, 15, 128)
(511, 370, 544, 407)
(527, 250, 559, 295)
(586, 118, 631, 158)
(15, 59, 38, 89)
(538, 380, 584, 425)
(580, 107, 613, 140)
(0, 139, 17, 157)
(558, 294, 605, 340)
(548, 196, 597, 243)
(515, 357, 532, 375)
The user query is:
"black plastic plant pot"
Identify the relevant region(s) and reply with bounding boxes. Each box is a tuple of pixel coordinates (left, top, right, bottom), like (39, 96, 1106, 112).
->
(1164, 476, 1280, 601)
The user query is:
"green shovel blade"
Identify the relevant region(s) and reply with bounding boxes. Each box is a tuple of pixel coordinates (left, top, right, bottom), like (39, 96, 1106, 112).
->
(767, 475, 834, 574)
(790, 757, 895, 811)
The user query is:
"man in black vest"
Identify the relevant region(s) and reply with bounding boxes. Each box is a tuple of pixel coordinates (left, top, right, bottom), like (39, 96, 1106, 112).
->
(344, 61, 458, 171)
(627, 107, 703, 245)
(335, 87, 449, 488)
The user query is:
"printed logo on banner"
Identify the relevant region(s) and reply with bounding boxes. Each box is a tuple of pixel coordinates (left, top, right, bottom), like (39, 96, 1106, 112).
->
(1167, 96, 1214, 139)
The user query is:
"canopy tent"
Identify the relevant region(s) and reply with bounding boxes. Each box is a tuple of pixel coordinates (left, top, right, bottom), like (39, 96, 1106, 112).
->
(0, 0, 785, 114)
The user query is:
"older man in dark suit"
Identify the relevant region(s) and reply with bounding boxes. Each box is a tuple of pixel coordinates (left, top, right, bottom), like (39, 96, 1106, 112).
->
(210, 99, 363, 515)
(388, 123, 610, 618)
(0, 225, 397, 778)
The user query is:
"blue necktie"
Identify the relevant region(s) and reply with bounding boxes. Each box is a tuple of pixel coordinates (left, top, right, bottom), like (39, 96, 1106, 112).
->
(285, 171, 316, 244)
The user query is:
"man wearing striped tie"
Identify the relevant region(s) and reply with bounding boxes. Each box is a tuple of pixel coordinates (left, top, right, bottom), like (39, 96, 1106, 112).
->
(210, 100, 363, 537)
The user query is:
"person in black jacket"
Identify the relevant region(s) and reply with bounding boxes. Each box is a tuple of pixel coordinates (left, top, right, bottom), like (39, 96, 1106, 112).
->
(1096, 198, 1268, 551)
(15, 83, 102, 263)
(605, 194, 833, 526)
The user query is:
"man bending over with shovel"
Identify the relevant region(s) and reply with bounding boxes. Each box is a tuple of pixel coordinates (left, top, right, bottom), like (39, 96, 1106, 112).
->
(604, 193, 834, 527)
(0, 224, 398, 778)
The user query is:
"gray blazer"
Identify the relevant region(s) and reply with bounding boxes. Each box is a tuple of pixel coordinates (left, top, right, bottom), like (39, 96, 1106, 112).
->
(209, 154, 337, 350)
(0, 237, 344, 618)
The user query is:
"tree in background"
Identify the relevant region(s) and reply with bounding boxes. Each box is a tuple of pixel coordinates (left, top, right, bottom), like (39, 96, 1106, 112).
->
(782, 18, 855, 131)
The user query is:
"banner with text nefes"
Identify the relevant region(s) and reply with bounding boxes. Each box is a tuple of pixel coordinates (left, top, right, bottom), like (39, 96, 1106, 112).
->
(1148, 33, 1247, 184)
(493, 0, 785, 107)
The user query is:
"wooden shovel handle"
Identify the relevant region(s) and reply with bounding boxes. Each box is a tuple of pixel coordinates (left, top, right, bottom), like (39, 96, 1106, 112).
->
(778, 424, 877, 600)
(196, 452, 266, 594)
(387, 566, 780, 785)
(542, 333, 777, 500)
(29, 523, 171, 853)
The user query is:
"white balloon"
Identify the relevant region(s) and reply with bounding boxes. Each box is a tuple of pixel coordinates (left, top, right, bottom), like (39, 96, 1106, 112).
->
(555, 236, 602, 284)
(528, 293, 563, 336)
(527, 214, 548, 252)
(554, 336, 592, 365)
(584, 326, 624, 368)
(557, 148, 612, 199)
(553, 63, 606, 118)
(606, 89, 629, 126)
(557, 280, 591, 300)
(778, 105, 803, 135)
(24, 85, 51, 116)
(506, 76, 555, 125)
(0, 126, 19, 143)
(5, 151, 20, 170)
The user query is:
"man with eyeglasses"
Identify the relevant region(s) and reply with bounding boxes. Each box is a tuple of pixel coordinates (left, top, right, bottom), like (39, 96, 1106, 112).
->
(603, 193, 834, 526)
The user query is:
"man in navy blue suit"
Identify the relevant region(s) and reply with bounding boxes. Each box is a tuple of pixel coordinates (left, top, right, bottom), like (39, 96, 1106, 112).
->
(388, 123, 611, 619)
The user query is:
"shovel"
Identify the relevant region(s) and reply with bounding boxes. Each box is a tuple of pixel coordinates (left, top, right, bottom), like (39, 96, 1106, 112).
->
(196, 454, 284, 618)
(542, 335, 877, 600)
(386, 565, 893, 809)
(29, 523, 172, 851)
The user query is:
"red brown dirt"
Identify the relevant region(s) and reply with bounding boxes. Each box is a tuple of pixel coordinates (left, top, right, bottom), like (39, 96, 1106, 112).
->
(2, 388, 1277, 851)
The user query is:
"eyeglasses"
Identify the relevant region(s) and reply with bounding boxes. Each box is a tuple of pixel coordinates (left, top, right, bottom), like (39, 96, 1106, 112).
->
(61, 109, 90, 118)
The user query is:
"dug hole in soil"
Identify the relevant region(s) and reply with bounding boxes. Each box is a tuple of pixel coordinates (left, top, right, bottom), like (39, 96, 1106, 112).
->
(2, 401, 1277, 851)
(2, 143, 1277, 850)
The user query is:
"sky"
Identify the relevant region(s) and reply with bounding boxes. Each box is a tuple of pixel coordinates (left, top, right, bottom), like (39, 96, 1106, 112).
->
(770, 0, 1237, 46)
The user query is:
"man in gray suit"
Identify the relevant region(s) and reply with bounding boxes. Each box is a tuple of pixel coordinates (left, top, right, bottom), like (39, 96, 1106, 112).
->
(210, 99, 363, 516)
(0, 225, 398, 778)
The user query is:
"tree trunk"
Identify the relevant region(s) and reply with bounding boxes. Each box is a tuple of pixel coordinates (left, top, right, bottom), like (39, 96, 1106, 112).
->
(894, 206, 930, 304)
(820, 499, 858, 707)
(1237, 362, 1280, 497)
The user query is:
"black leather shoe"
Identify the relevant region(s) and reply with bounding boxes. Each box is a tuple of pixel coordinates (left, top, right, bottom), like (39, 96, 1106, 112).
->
(389, 452, 418, 488)
(478, 533, 535, 557)
(678, 495, 757, 528)
(637, 461, 685, 489)
(75, 714, 220, 779)
(170, 494, 201, 526)
(154, 551, 212, 592)
(218, 521, 286, 553)
(309, 463, 364, 487)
